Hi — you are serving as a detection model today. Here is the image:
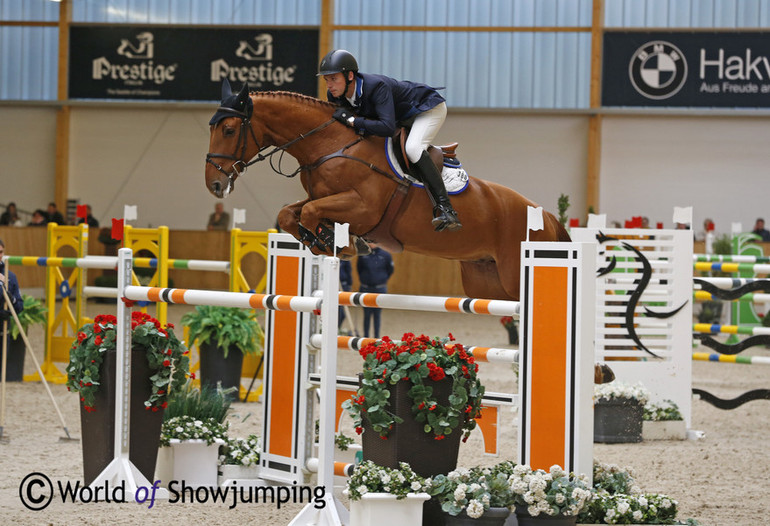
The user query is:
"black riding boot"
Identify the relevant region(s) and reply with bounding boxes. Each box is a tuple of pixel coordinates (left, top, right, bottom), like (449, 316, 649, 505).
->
(413, 152, 462, 232)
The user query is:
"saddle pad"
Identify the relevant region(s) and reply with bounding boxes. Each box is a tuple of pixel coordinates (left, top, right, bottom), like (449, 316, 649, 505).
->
(385, 137, 469, 195)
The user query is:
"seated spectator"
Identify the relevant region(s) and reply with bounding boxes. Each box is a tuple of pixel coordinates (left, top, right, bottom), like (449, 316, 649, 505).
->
(28, 209, 49, 226)
(751, 218, 770, 241)
(76, 205, 99, 228)
(47, 202, 65, 225)
(0, 203, 22, 226)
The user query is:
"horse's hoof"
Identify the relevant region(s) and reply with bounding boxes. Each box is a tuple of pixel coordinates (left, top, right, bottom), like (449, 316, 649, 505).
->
(594, 363, 616, 384)
(353, 235, 371, 256)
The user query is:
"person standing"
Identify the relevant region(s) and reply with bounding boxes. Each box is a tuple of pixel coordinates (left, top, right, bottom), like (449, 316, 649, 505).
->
(47, 202, 65, 225)
(318, 49, 461, 232)
(0, 239, 24, 381)
(338, 259, 353, 333)
(207, 202, 230, 231)
(751, 218, 770, 241)
(356, 244, 394, 338)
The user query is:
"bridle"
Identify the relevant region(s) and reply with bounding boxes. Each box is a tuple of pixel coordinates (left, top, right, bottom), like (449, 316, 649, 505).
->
(205, 104, 337, 187)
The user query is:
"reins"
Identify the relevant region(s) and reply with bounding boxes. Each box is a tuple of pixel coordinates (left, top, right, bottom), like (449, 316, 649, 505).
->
(206, 103, 408, 187)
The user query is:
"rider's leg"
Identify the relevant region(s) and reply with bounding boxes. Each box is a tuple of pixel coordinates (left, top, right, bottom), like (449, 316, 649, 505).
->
(406, 103, 461, 232)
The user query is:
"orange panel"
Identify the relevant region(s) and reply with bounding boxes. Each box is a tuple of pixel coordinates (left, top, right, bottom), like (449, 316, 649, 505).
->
(529, 267, 568, 470)
(268, 255, 300, 457)
(476, 405, 498, 455)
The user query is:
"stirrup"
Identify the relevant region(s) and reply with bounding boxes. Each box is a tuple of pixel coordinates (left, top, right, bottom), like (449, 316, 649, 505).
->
(431, 206, 462, 232)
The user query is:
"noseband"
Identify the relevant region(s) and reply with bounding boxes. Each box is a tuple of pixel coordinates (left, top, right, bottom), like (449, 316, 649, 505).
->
(206, 105, 338, 183)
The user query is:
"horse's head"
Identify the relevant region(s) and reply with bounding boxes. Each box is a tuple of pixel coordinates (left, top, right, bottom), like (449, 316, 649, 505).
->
(205, 79, 264, 198)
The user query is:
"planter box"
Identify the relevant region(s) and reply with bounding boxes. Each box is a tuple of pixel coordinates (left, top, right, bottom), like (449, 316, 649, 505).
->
(594, 398, 643, 444)
(349, 492, 430, 526)
(218, 464, 267, 487)
(156, 438, 225, 488)
(642, 420, 687, 440)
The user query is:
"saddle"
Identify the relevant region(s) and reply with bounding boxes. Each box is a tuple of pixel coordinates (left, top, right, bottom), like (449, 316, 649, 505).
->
(391, 128, 461, 179)
(362, 129, 464, 253)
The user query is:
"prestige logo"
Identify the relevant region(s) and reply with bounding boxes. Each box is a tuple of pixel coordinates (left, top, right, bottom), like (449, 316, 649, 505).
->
(210, 33, 296, 87)
(92, 31, 178, 86)
(629, 40, 688, 99)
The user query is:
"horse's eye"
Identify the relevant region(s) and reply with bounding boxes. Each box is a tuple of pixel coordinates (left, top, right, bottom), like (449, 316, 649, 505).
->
(223, 127, 236, 137)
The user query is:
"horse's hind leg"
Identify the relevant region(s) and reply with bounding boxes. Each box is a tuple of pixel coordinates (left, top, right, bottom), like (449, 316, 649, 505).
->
(460, 260, 517, 301)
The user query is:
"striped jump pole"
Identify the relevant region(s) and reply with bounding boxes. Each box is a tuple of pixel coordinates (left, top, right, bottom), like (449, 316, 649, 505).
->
(692, 352, 770, 365)
(694, 277, 770, 289)
(694, 291, 770, 303)
(694, 254, 770, 264)
(693, 324, 770, 336)
(337, 291, 520, 316)
(694, 261, 770, 274)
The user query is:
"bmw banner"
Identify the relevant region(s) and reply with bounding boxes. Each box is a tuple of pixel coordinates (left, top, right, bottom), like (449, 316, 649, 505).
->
(603, 31, 770, 108)
(69, 26, 319, 101)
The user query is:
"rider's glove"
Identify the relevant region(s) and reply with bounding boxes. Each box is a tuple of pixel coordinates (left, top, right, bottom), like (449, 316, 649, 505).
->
(332, 107, 356, 127)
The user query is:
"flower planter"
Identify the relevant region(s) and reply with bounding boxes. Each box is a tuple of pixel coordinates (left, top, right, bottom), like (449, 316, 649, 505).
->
(2, 334, 25, 382)
(156, 438, 225, 488)
(642, 420, 686, 440)
(80, 348, 165, 485)
(349, 492, 430, 526)
(445, 506, 511, 525)
(361, 378, 462, 478)
(515, 506, 578, 526)
(593, 397, 643, 443)
(218, 464, 266, 486)
(198, 341, 244, 396)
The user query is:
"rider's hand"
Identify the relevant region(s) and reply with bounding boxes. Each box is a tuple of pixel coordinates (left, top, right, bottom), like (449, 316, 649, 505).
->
(332, 107, 355, 127)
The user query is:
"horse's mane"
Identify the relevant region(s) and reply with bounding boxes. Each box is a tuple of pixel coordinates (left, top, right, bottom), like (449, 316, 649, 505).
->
(250, 90, 335, 110)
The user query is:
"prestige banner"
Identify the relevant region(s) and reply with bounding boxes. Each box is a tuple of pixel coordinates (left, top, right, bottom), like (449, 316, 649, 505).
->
(603, 31, 770, 108)
(69, 26, 319, 100)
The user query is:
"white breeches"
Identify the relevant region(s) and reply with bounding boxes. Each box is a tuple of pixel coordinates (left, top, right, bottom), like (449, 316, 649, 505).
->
(405, 102, 447, 163)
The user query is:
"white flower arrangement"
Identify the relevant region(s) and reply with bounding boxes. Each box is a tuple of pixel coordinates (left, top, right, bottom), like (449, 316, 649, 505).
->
(593, 381, 651, 405)
(578, 493, 678, 524)
(592, 461, 641, 496)
(426, 461, 516, 518)
(220, 434, 261, 466)
(643, 399, 683, 421)
(345, 460, 426, 501)
(509, 464, 593, 517)
(160, 415, 229, 447)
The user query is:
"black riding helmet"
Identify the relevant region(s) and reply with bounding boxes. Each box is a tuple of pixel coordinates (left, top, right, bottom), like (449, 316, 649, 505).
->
(317, 49, 359, 76)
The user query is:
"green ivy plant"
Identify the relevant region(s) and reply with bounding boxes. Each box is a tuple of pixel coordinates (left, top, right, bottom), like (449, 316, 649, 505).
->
(9, 295, 47, 340)
(181, 305, 264, 358)
(66, 312, 190, 412)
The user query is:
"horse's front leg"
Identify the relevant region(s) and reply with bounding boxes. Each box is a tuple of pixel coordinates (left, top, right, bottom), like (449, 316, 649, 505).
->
(298, 191, 374, 256)
(276, 199, 310, 238)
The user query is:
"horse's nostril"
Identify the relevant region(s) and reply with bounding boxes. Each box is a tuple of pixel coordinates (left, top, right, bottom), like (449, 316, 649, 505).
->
(212, 181, 221, 194)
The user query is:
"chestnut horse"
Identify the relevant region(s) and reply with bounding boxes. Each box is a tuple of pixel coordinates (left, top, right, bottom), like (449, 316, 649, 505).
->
(205, 83, 569, 301)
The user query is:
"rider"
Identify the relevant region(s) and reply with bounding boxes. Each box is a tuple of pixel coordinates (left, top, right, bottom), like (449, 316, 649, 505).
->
(318, 49, 462, 232)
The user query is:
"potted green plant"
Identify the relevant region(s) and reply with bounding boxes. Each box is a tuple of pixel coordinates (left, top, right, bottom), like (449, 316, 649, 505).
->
(181, 305, 264, 394)
(4, 294, 46, 381)
(642, 399, 686, 440)
(342, 333, 485, 478)
(509, 464, 593, 526)
(66, 311, 190, 485)
(426, 461, 516, 524)
(593, 381, 651, 443)
(156, 381, 233, 488)
(345, 460, 430, 526)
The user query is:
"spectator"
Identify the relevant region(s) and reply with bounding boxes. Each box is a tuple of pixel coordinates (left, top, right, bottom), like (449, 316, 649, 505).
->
(641, 216, 650, 229)
(696, 218, 715, 242)
(751, 218, 770, 241)
(207, 202, 229, 231)
(47, 202, 65, 225)
(338, 259, 353, 333)
(0, 238, 24, 325)
(0, 203, 22, 226)
(356, 243, 394, 338)
(76, 205, 99, 228)
(28, 209, 49, 226)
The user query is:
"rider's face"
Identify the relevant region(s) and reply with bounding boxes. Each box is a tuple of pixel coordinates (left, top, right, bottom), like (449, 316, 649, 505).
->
(324, 72, 353, 98)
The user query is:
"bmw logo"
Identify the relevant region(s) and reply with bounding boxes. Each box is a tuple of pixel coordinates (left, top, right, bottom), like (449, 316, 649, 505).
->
(629, 40, 687, 99)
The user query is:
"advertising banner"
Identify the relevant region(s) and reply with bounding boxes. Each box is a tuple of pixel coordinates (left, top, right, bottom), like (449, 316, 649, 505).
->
(603, 31, 770, 108)
(69, 26, 319, 100)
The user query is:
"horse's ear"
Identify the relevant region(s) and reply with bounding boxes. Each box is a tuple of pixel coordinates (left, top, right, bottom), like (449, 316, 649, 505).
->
(221, 78, 233, 100)
(236, 82, 250, 104)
